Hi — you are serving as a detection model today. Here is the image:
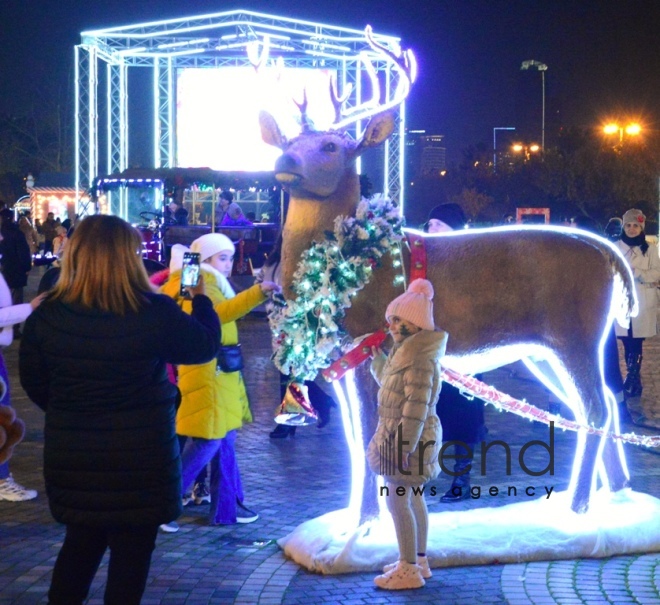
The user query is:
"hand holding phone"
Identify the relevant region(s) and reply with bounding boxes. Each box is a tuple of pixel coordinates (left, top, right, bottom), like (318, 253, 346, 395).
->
(180, 252, 201, 297)
(187, 275, 206, 298)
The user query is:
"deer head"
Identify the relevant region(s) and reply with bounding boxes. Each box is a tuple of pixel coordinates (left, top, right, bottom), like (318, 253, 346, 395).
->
(256, 26, 415, 297)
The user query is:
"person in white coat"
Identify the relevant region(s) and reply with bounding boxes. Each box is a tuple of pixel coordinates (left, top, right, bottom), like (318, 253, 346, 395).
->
(614, 208, 660, 398)
(0, 271, 44, 500)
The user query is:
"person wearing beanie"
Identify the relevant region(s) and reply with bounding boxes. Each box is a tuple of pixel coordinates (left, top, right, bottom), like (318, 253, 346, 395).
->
(614, 209, 660, 401)
(425, 203, 467, 233)
(366, 279, 447, 590)
(161, 233, 280, 527)
(605, 217, 623, 242)
(424, 204, 487, 503)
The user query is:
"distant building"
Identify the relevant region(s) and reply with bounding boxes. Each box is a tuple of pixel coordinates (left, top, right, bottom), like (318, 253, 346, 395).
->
(406, 130, 446, 179)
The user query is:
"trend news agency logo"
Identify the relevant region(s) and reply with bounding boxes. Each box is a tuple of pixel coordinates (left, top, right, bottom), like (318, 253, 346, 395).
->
(379, 422, 556, 500)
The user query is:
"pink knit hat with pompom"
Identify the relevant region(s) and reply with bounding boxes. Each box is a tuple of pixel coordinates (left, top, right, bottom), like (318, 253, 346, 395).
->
(385, 278, 435, 331)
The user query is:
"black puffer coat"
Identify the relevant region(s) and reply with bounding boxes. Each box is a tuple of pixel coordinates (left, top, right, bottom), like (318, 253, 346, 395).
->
(0, 222, 32, 289)
(19, 293, 220, 527)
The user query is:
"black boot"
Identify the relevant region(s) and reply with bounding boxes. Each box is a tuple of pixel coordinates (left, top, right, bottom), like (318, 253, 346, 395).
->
(315, 396, 337, 429)
(624, 354, 643, 398)
(440, 445, 473, 503)
(269, 424, 296, 439)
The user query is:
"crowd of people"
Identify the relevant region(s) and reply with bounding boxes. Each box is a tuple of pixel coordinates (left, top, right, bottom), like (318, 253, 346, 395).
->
(0, 199, 656, 597)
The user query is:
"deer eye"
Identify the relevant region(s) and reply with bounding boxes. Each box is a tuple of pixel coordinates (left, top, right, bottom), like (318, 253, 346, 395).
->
(322, 142, 337, 152)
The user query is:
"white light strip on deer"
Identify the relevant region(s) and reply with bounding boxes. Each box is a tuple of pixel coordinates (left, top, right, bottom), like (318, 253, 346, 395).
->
(332, 370, 365, 524)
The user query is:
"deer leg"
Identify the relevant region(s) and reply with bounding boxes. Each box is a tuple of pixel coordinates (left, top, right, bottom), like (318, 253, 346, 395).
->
(600, 438, 630, 493)
(353, 364, 381, 523)
(593, 381, 630, 494)
(570, 433, 601, 513)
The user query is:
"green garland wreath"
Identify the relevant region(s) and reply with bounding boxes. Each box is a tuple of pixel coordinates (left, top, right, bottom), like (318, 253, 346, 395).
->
(269, 196, 404, 381)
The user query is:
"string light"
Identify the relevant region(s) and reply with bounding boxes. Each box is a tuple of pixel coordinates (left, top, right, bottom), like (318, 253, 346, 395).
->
(269, 196, 404, 380)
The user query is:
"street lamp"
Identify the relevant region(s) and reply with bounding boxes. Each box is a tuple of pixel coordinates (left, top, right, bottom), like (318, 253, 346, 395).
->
(512, 142, 541, 161)
(521, 60, 548, 151)
(493, 127, 515, 169)
(603, 122, 642, 145)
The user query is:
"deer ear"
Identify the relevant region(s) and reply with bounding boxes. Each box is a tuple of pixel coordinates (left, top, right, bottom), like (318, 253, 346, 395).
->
(357, 111, 396, 152)
(259, 111, 287, 149)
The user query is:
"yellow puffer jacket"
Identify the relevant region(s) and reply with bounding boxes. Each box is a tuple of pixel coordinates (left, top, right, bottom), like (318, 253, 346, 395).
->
(161, 267, 267, 439)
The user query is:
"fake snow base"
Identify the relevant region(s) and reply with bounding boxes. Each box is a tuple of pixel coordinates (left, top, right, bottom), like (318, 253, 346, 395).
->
(278, 489, 660, 574)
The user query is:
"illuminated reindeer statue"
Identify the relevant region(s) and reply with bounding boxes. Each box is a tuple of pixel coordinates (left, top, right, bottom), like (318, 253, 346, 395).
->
(259, 28, 636, 518)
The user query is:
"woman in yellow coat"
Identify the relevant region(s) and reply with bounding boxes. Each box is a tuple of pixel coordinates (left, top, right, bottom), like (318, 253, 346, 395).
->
(162, 233, 280, 525)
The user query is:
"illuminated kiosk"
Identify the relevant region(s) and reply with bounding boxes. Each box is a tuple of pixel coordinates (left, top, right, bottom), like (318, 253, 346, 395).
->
(74, 9, 407, 218)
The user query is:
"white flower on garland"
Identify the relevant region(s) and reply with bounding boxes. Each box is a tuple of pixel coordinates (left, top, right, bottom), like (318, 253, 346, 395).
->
(269, 195, 404, 381)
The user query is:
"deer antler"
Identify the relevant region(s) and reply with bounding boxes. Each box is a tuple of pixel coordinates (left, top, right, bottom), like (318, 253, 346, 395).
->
(332, 25, 417, 132)
(247, 36, 270, 72)
(329, 76, 354, 124)
(293, 89, 316, 133)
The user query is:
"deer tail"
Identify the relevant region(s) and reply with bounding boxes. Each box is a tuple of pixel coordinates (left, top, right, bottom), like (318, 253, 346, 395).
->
(611, 249, 638, 328)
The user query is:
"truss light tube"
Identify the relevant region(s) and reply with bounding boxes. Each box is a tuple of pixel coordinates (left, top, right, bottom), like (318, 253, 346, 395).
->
(107, 62, 113, 174)
(156, 37, 210, 49)
(252, 31, 292, 41)
(303, 49, 346, 60)
(302, 40, 352, 52)
(74, 46, 81, 206)
(215, 42, 252, 51)
(167, 57, 174, 168)
(82, 11, 376, 38)
(116, 46, 147, 55)
(153, 60, 160, 168)
(133, 48, 206, 58)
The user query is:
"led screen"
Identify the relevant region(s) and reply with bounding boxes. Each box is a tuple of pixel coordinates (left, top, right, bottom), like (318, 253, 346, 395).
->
(177, 66, 336, 171)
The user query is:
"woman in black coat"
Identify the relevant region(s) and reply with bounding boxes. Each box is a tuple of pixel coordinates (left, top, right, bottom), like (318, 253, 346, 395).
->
(19, 215, 220, 605)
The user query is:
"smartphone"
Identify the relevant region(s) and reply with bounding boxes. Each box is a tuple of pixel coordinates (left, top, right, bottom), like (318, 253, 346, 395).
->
(180, 252, 201, 296)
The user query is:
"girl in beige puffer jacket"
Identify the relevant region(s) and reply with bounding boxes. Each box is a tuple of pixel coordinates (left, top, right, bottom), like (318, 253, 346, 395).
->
(367, 279, 447, 591)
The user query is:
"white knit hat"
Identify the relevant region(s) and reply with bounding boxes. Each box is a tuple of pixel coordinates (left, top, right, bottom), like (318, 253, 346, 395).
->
(191, 233, 235, 263)
(385, 278, 435, 331)
(169, 244, 188, 272)
(622, 208, 646, 229)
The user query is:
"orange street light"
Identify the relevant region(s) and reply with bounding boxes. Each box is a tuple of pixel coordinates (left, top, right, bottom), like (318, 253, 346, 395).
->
(512, 142, 540, 161)
(626, 123, 641, 136)
(603, 122, 642, 144)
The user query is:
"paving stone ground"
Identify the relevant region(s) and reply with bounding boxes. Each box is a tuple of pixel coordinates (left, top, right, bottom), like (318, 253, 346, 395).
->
(1, 267, 660, 604)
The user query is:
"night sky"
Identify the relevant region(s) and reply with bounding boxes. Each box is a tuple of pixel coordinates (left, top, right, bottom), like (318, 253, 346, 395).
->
(2, 0, 659, 164)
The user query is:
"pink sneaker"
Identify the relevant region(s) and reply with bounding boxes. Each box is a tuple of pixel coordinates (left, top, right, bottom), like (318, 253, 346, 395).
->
(374, 560, 425, 590)
(383, 555, 432, 579)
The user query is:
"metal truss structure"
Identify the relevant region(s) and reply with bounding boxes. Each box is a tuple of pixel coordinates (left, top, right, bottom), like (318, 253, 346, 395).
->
(75, 9, 410, 217)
